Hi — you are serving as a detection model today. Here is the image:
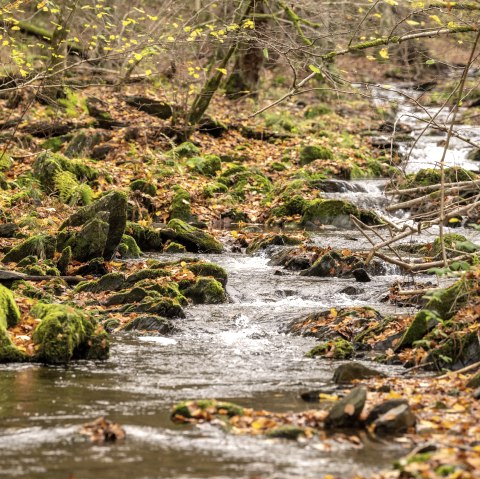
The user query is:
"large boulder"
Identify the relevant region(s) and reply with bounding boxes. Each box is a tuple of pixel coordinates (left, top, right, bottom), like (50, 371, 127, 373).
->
(59, 191, 127, 260)
(183, 277, 227, 304)
(2, 235, 56, 264)
(31, 303, 109, 364)
(160, 219, 223, 253)
(0, 284, 20, 329)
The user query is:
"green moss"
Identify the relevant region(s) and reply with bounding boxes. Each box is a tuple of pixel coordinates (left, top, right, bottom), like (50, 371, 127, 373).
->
(270, 195, 306, 218)
(264, 113, 297, 133)
(171, 141, 200, 159)
(299, 145, 333, 166)
(75, 273, 126, 294)
(246, 234, 303, 253)
(2, 235, 56, 263)
(301, 199, 359, 228)
(431, 233, 467, 257)
(63, 216, 109, 262)
(395, 310, 433, 351)
(271, 161, 288, 172)
(125, 222, 163, 251)
(186, 262, 228, 286)
(187, 155, 222, 177)
(265, 426, 307, 440)
(203, 182, 228, 198)
(123, 297, 185, 318)
(33, 151, 98, 194)
(118, 234, 142, 259)
(425, 277, 471, 320)
(125, 268, 169, 286)
(183, 277, 227, 304)
(106, 287, 153, 306)
(57, 246, 71, 275)
(60, 191, 128, 260)
(0, 327, 26, 363)
(31, 303, 109, 364)
(304, 105, 331, 118)
(134, 280, 187, 305)
(0, 284, 21, 329)
(0, 154, 13, 172)
(170, 186, 192, 222)
(164, 241, 187, 253)
(403, 167, 476, 189)
(163, 219, 223, 253)
(306, 338, 354, 359)
(130, 179, 156, 197)
(40, 135, 70, 152)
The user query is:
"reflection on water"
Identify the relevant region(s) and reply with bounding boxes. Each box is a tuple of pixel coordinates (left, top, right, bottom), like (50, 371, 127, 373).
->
(0, 253, 408, 479)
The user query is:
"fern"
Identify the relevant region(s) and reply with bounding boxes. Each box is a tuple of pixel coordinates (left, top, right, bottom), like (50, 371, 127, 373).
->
(69, 183, 93, 206)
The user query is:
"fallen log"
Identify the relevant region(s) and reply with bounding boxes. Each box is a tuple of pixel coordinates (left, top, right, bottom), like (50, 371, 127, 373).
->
(0, 270, 85, 285)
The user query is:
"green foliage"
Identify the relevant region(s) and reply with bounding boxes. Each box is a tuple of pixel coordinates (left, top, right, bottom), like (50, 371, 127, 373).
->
(54, 170, 93, 206)
(57, 88, 87, 118)
(299, 145, 334, 166)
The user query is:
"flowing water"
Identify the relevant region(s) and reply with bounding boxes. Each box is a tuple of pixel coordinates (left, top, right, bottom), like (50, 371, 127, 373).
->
(1, 83, 480, 479)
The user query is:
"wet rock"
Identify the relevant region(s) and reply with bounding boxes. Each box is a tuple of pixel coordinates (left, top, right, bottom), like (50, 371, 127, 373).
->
(268, 248, 311, 271)
(352, 268, 371, 282)
(333, 362, 384, 384)
(183, 277, 227, 304)
(266, 426, 306, 440)
(300, 387, 344, 402)
(0, 284, 20, 329)
(122, 315, 175, 334)
(0, 223, 19, 238)
(371, 403, 416, 435)
(337, 286, 363, 296)
(301, 199, 382, 229)
(246, 234, 303, 254)
(306, 338, 354, 360)
(171, 400, 243, 421)
(324, 386, 367, 429)
(32, 303, 109, 364)
(2, 235, 56, 263)
(300, 251, 363, 278)
(105, 287, 151, 306)
(80, 417, 126, 443)
(75, 273, 126, 294)
(160, 219, 223, 254)
(59, 191, 128, 260)
(0, 326, 26, 362)
(365, 399, 408, 424)
(123, 298, 185, 318)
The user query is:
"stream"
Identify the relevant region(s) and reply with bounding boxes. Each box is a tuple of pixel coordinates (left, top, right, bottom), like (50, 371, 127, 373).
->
(1, 83, 480, 479)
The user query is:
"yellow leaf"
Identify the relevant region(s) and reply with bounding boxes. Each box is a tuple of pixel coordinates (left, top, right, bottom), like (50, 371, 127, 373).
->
(429, 15, 442, 25)
(379, 48, 389, 59)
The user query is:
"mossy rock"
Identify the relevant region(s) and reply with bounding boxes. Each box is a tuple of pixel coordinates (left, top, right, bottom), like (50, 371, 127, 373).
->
(467, 372, 480, 389)
(306, 338, 354, 359)
(246, 234, 303, 254)
(134, 280, 187, 305)
(170, 186, 192, 222)
(394, 310, 436, 351)
(425, 276, 471, 319)
(118, 234, 142, 259)
(300, 251, 363, 277)
(64, 130, 104, 158)
(57, 246, 72, 275)
(186, 262, 228, 287)
(125, 222, 163, 251)
(203, 182, 228, 198)
(171, 400, 243, 420)
(62, 215, 109, 262)
(125, 268, 169, 286)
(304, 105, 331, 118)
(31, 303, 109, 364)
(302, 199, 381, 228)
(299, 145, 333, 166)
(0, 327, 26, 363)
(130, 179, 156, 197)
(0, 284, 21, 329)
(187, 155, 222, 177)
(2, 235, 56, 263)
(105, 287, 153, 306)
(122, 315, 175, 333)
(265, 426, 307, 440)
(164, 241, 187, 253)
(60, 191, 127, 260)
(32, 151, 98, 193)
(402, 167, 476, 189)
(270, 195, 306, 218)
(171, 141, 200, 159)
(75, 273, 126, 294)
(183, 277, 227, 304)
(161, 219, 223, 254)
(123, 297, 185, 318)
